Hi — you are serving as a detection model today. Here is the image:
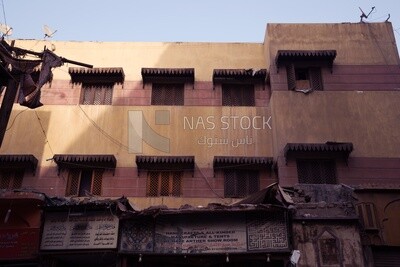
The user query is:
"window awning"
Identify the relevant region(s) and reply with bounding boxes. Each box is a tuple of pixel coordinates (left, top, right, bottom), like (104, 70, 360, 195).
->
(0, 154, 38, 174)
(212, 69, 267, 84)
(141, 68, 195, 84)
(136, 156, 195, 172)
(275, 50, 337, 68)
(53, 154, 117, 173)
(284, 142, 353, 160)
(69, 67, 125, 84)
(213, 156, 274, 170)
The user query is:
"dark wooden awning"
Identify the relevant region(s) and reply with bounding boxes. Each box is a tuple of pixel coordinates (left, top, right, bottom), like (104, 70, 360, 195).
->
(0, 154, 38, 174)
(284, 142, 353, 160)
(213, 156, 274, 170)
(141, 68, 195, 84)
(136, 156, 195, 172)
(53, 154, 117, 173)
(212, 69, 267, 84)
(69, 67, 125, 84)
(275, 50, 337, 68)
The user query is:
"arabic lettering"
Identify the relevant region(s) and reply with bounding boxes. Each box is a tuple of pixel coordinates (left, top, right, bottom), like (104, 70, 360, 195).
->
(197, 136, 253, 148)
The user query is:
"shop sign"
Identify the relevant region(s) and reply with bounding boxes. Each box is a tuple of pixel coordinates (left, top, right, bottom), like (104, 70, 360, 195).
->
(120, 211, 289, 254)
(40, 212, 118, 250)
(0, 228, 40, 260)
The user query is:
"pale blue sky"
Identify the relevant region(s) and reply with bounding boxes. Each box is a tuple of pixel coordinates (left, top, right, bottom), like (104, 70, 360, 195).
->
(2, 0, 400, 48)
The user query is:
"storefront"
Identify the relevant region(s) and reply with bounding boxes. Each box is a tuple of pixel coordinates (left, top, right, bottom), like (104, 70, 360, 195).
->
(119, 203, 291, 267)
(39, 197, 132, 267)
(0, 190, 45, 266)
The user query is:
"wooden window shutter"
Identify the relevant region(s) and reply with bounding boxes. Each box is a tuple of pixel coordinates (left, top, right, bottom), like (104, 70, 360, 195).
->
(147, 171, 159, 196)
(81, 83, 113, 105)
(222, 84, 255, 106)
(160, 172, 170, 196)
(66, 169, 81, 196)
(12, 170, 24, 189)
(0, 171, 12, 189)
(91, 169, 104, 196)
(171, 172, 182, 197)
(356, 203, 378, 230)
(286, 64, 296, 90)
(152, 84, 184, 105)
(309, 67, 323, 91)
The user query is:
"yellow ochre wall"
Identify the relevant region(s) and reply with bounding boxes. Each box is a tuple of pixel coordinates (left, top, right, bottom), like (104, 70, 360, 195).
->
(264, 22, 400, 66)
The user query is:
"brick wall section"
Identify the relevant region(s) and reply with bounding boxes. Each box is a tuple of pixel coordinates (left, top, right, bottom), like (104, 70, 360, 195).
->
(277, 156, 400, 187)
(40, 80, 271, 107)
(25, 166, 275, 198)
(270, 65, 400, 91)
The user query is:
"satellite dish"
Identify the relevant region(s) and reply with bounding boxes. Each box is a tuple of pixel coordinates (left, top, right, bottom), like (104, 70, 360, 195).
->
(43, 25, 57, 38)
(0, 23, 13, 36)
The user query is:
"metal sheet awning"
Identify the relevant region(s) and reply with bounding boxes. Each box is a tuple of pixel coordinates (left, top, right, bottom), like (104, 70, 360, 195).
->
(275, 50, 337, 68)
(141, 68, 195, 84)
(284, 142, 353, 160)
(53, 154, 117, 173)
(136, 156, 195, 172)
(212, 68, 267, 84)
(0, 154, 38, 174)
(69, 67, 125, 84)
(213, 156, 274, 170)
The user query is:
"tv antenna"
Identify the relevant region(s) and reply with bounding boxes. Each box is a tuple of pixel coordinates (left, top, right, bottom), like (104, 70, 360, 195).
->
(0, 23, 12, 37)
(43, 24, 57, 38)
(359, 6, 375, 22)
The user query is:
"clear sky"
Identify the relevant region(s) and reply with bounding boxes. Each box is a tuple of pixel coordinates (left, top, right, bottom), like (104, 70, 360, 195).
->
(1, 0, 400, 48)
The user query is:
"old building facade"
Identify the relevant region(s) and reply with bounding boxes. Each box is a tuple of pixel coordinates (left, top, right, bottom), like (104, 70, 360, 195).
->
(0, 22, 399, 266)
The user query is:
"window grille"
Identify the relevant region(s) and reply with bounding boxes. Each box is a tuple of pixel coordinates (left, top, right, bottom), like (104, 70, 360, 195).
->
(0, 170, 24, 189)
(151, 83, 184, 105)
(65, 169, 104, 197)
(81, 83, 113, 105)
(222, 84, 255, 106)
(286, 65, 323, 91)
(296, 159, 337, 184)
(147, 171, 182, 197)
(224, 170, 259, 198)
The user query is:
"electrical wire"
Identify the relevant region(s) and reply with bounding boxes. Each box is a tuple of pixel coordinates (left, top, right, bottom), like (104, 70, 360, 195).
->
(5, 107, 28, 131)
(34, 110, 55, 156)
(1, 0, 7, 29)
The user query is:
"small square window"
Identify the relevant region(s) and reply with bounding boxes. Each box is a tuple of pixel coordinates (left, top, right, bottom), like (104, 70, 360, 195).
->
(287, 65, 323, 91)
(151, 83, 184, 105)
(81, 83, 113, 105)
(0, 169, 24, 189)
(222, 84, 255, 106)
(147, 171, 182, 197)
(296, 159, 337, 184)
(224, 170, 259, 198)
(65, 169, 104, 197)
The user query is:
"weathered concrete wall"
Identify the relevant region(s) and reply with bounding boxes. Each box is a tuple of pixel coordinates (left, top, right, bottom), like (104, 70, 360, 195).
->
(264, 22, 400, 66)
(292, 222, 365, 267)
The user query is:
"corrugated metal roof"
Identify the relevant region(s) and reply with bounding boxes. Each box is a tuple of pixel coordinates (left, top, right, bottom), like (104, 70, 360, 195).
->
(136, 155, 195, 171)
(284, 142, 353, 158)
(275, 50, 337, 68)
(53, 154, 117, 170)
(213, 156, 273, 170)
(212, 68, 267, 83)
(141, 68, 195, 84)
(68, 67, 125, 84)
(0, 154, 38, 173)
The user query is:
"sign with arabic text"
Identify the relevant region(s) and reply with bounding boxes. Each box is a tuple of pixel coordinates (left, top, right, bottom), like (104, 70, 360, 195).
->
(41, 212, 118, 250)
(0, 228, 40, 260)
(120, 211, 289, 254)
